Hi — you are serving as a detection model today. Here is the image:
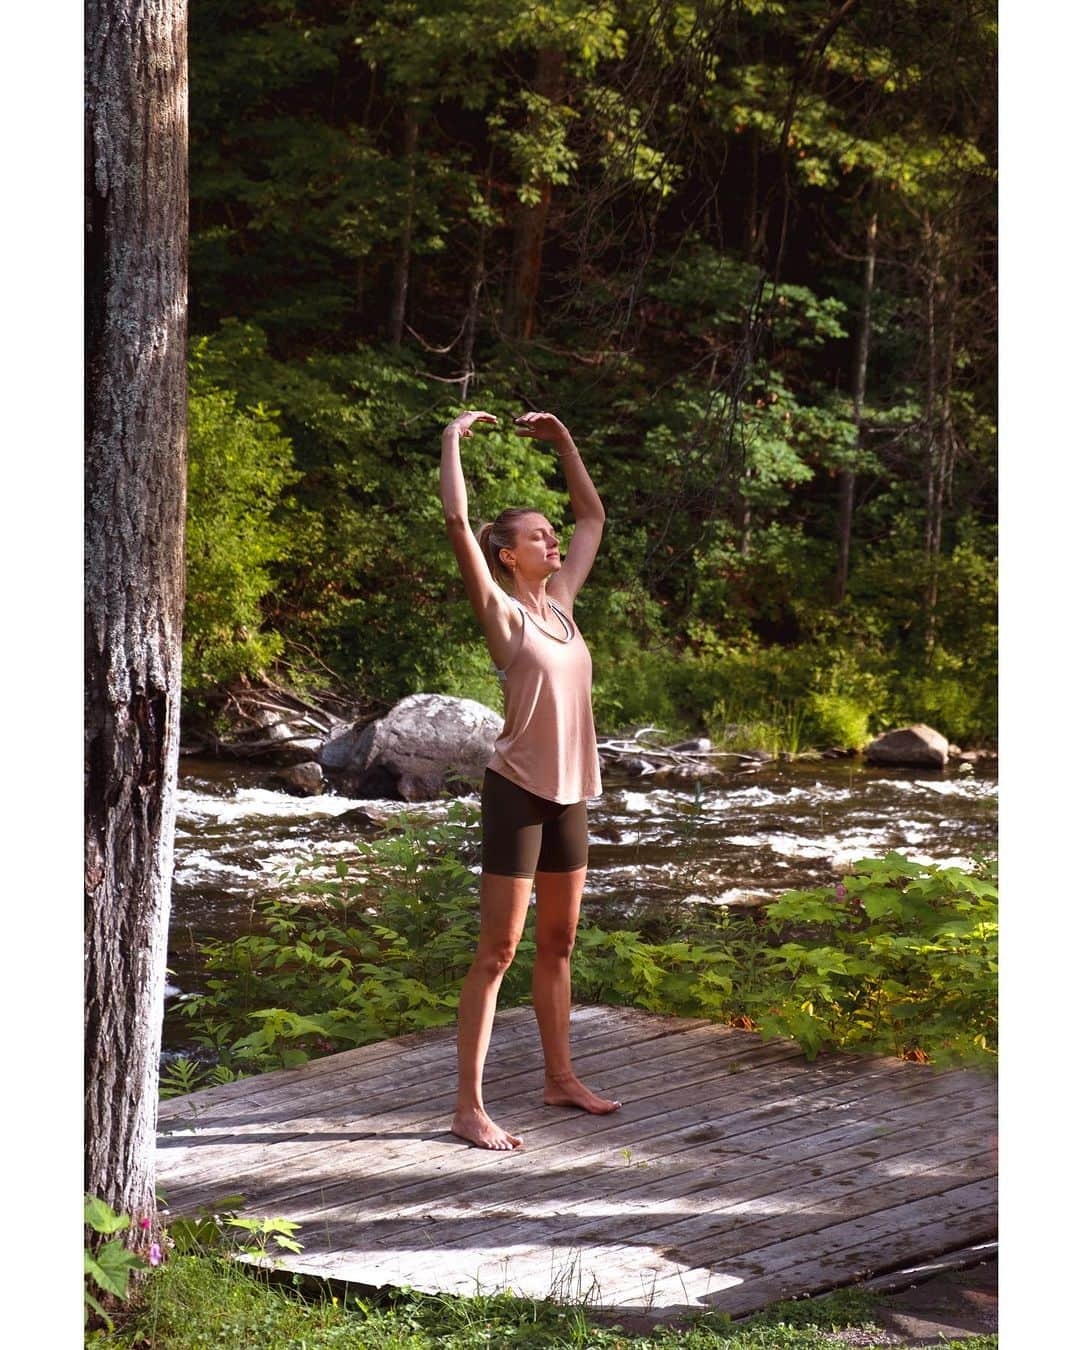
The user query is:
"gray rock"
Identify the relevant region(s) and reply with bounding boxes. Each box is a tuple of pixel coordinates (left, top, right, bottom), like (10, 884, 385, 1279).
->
(864, 723, 949, 768)
(273, 761, 325, 796)
(337, 807, 383, 830)
(322, 693, 502, 800)
(319, 721, 374, 772)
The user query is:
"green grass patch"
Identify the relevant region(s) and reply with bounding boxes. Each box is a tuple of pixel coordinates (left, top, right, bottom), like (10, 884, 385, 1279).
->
(94, 1251, 998, 1348)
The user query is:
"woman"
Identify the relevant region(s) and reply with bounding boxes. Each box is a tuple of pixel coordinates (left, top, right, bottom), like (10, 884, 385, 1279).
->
(440, 407, 620, 1150)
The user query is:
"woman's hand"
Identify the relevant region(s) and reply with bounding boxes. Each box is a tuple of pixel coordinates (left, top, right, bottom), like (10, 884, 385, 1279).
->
(512, 411, 573, 447)
(444, 410, 498, 439)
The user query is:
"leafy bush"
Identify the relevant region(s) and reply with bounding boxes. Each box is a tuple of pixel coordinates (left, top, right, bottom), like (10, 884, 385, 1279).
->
(184, 343, 299, 691)
(84, 1196, 148, 1331)
(753, 852, 997, 1063)
(177, 806, 485, 1072)
(803, 692, 870, 750)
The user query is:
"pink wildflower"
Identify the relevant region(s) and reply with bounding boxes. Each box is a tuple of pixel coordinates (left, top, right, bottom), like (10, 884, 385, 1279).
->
(140, 1217, 151, 1231)
(148, 1242, 163, 1267)
(835, 883, 846, 900)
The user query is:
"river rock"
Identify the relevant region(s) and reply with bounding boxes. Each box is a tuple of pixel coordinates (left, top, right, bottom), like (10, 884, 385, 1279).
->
(273, 761, 325, 796)
(320, 693, 502, 800)
(336, 806, 384, 830)
(864, 723, 949, 768)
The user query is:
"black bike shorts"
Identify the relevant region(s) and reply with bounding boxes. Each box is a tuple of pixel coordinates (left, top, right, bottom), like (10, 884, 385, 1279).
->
(480, 768, 589, 877)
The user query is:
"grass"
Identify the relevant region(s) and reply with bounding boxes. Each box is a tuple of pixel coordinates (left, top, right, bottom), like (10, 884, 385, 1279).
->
(92, 1253, 998, 1349)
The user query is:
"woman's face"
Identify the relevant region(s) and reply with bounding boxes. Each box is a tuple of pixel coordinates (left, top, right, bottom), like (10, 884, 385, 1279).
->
(503, 514, 561, 577)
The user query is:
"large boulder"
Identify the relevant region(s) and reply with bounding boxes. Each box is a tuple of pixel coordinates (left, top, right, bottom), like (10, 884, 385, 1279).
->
(864, 723, 949, 769)
(320, 693, 502, 800)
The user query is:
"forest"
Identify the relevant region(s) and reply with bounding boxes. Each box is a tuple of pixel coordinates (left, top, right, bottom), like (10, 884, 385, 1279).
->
(183, 0, 997, 748)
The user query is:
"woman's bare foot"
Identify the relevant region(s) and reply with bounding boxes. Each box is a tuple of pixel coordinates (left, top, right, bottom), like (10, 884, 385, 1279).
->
(450, 1107, 524, 1150)
(543, 1071, 621, 1113)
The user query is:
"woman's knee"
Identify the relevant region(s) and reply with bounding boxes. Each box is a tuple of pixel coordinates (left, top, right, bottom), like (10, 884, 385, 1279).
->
(535, 924, 576, 963)
(473, 936, 520, 979)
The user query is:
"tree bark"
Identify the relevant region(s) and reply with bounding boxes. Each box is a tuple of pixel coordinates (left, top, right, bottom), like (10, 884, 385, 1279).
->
(922, 216, 944, 656)
(834, 210, 877, 606)
(389, 109, 419, 347)
(503, 48, 566, 340)
(85, 0, 188, 1245)
(459, 157, 494, 401)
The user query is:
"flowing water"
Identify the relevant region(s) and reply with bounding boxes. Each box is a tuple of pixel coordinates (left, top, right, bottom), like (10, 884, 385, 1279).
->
(167, 754, 997, 1039)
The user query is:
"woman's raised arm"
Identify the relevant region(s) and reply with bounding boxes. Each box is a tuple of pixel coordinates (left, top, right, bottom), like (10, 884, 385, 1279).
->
(440, 411, 506, 623)
(513, 412, 605, 605)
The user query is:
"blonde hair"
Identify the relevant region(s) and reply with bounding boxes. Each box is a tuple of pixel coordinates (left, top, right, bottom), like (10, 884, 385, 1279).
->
(476, 508, 543, 584)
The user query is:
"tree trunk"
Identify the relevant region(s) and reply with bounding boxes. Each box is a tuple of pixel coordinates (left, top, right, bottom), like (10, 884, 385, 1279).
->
(834, 210, 877, 606)
(85, 0, 188, 1246)
(460, 157, 494, 401)
(738, 495, 752, 557)
(503, 48, 566, 340)
(744, 129, 769, 260)
(922, 218, 943, 657)
(389, 109, 419, 347)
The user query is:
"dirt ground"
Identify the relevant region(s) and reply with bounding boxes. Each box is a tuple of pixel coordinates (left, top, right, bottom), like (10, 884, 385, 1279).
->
(836, 1258, 998, 1346)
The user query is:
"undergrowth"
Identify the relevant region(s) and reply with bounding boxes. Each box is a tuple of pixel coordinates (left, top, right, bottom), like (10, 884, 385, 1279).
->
(165, 804, 996, 1092)
(95, 1246, 998, 1348)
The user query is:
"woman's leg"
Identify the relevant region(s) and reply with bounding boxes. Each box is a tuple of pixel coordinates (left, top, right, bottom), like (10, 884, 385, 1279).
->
(533, 866, 620, 1114)
(451, 871, 533, 1149)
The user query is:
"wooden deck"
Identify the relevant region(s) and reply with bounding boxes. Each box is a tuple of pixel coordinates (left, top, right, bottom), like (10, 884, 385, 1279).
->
(157, 1006, 997, 1318)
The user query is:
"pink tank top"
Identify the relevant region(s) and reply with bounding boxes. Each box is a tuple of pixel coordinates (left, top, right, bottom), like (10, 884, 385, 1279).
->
(487, 596, 603, 804)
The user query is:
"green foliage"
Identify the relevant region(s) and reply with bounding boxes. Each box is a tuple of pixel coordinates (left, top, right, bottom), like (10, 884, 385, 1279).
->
(176, 805, 485, 1073)
(85, 1196, 146, 1331)
(184, 342, 299, 692)
(181, 1, 997, 751)
(757, 853, 997, 1063)
(167, 1196, 304, 1263)
(159, 1057, 240, 1100)
(803, 692, 870, 750)
(99, 1243, 995, 1348)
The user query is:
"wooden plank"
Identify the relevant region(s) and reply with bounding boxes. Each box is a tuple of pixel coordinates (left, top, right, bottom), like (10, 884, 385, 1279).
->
(159, 1007, 722, 1136)
(155, 1008, 996, 1317)
(157, 1035, 885, 1212)
(311, 1071, 993, 1242)
(157, 1023, 805, 1204)
(377, 1116, 994, 1286)
(329, 1080, 995, 1248)
(159, 1003, 622, 1122)
(343, 1182, 997, 1313)
(621, 1183, 998, 1314)
(329, 1103, 996, 1261)
(595, 1129, 996, 1271)
(173, 1050, 987, 1246)
(158, 1039, 982, 1221)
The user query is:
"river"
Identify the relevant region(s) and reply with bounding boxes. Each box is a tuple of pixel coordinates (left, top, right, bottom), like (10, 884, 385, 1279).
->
(166, 754, 997, 1045)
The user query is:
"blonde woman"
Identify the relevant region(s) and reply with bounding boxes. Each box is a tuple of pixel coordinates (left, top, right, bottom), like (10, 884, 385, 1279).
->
(440, 409, 620, 1150)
